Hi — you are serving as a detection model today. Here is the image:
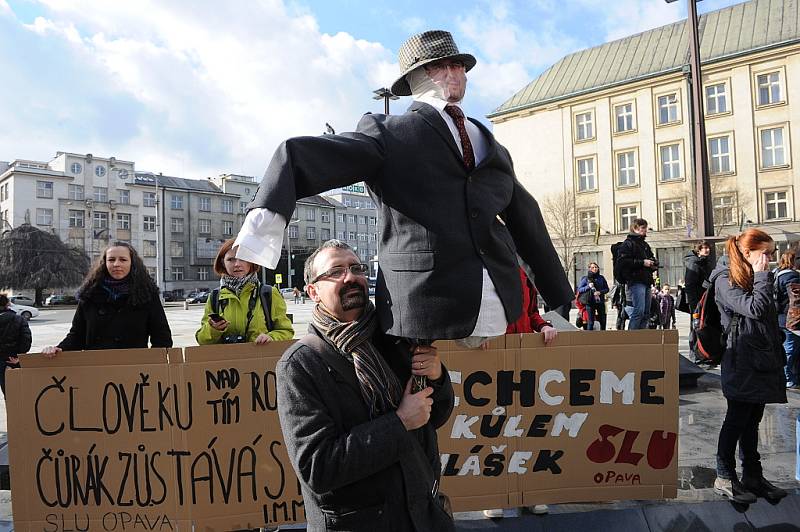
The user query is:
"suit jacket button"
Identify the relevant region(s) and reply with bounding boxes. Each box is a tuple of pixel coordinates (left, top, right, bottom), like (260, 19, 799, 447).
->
(467, 176, 473, 183)
(471, 210, 478, 218)
(479, 249, 485, 255)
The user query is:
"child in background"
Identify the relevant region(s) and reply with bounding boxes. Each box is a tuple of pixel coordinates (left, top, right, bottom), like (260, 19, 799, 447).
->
(659, 284, 676, 329)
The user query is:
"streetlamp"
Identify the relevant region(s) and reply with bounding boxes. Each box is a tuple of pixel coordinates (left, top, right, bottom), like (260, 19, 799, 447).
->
(286, 219, 300, 289)
(372, 87, 399, 115)
(666, 0, 713, 240)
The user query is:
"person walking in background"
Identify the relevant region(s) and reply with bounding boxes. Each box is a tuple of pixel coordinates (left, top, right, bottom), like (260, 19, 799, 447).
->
(684, 240, 713, 311)
(711, 229, 787, 504)
(0, 293, 31, 396)
(648, 287, 661, 329)
(611, 283, 628, 330)
(773, 248, 800, 389)
(42, 242, 172, 357)
(658, 284, 676, 329)
(577, 262, 609, 331)
(616, 219, 658, 330)
(196, 239, 294, 345)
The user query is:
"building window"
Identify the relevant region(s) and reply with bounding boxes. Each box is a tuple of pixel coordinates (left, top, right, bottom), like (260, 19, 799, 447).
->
(760, 126, 787, 168)
(369, 217, 377, 226)
(222, 199, 233, 214)
(321, 211, 330, 223)
(618, 205, 639, 232)
(347, 214, 356, 224)
(336, 231, 345, 240)
(336, 213, 345, 223)
(93, 187, 108, 202)
(70, 162, 82, 174)
(657, 93, 679, 125)
(305, 207, 316, 221)
(198, 267, 209, 281)
(93, 211, 109, 230)
(68, 184, 84, 200)
(358, 215, 367, 225)
(713, 195, 736, 226)
(198, 219, 211, 234)
(348, 231, 356, 241)
(616, 151, 637, 187)
(36, 181, 53, 199)
(171, 217, 184, 233)
(36, 208, 53, 226)
(705, 83, 728, 115)
(659, 144, 682, 181)
(307, 227, 316, 240)
(576, 157, 596, 192)
(369, 234, 376, 242)
(142, 240, 156, 257)
(199, 196, 211, 211)
(116, 213, 131, 230)
(288, 225, 298, 239)
(240, 201, 248, 213)
(575, 111, 594, 141)
(172, 267, 184, 281)
(223, 220, 233, 235)
(171, 241, 184, 258)
(0, 183, 7, 201)
(764, 190, 789, 220)
(343, 198, 352, 207)
(358, 233, 367, 242)
(143, 192, 156, 207)
(95, 166, 106, 177)
(756, 71, 783, 106)
(578, 210, 598, 236)
(709, 135, 733, 174)
(321, 228, 330, 240)
(68, 209, 85, 228)
(146, 267, 156, 280)
(171, 195, 184, 209)
(143, 215, 156, 232)
(614, 103, 634, 133)
(661, 200, 683, 229)
(118, 189, 130, 205)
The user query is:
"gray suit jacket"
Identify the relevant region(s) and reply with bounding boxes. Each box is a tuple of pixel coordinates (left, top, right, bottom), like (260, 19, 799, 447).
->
(250, 101, 573, 339)
(276, 327, 455, 532)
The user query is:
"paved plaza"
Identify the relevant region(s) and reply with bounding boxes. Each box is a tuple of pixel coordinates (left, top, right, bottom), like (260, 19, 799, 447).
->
(0, 302, 798, 530)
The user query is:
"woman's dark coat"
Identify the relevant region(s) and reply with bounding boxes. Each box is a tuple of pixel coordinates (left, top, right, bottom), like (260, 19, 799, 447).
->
(58, 285, 173, 351)
(683, 250, 712, 310)
(712, 259, 787, 405)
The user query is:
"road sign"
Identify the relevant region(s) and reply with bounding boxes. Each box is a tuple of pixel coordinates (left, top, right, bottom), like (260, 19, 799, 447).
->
(275, 274, 283, 284)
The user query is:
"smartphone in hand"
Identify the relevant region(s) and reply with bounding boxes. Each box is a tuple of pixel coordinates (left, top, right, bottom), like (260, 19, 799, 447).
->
(208, 313, 224, 323)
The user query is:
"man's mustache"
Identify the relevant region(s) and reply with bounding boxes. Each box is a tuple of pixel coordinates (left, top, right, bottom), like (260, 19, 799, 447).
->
(339, 282, 366, 299)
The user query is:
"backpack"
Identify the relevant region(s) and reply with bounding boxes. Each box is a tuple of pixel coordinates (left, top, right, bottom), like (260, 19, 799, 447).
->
(210, 283, 274, 332)
(611, 241, 627, 284)
(785, 282, 800, 332)
(691, 271, 738, 365)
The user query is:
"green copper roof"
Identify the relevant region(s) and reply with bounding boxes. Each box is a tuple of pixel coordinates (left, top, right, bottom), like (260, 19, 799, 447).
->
(490, 0, 799, 118)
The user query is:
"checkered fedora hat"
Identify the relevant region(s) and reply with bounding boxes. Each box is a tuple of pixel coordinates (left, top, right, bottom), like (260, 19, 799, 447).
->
(390, 30, 476, 96)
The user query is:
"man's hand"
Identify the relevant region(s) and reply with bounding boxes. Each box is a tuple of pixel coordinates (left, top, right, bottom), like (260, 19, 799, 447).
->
(254, 333, 272, 345)
(42, 346, 62, 358)
(411, 345, 442, 381)
(594, 290, 602, 297)
(397, 379, 433, 430)
(643, 259, 654, 268)
(541, 325, 558, 346)
(7, 356, 19, 365)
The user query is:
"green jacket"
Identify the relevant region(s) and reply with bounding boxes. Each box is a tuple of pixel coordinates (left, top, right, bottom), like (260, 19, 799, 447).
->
(195, 284, 294, 344)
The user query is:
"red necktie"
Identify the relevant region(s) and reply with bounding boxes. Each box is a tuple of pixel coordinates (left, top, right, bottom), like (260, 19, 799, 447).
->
(445, 105, 475, 172)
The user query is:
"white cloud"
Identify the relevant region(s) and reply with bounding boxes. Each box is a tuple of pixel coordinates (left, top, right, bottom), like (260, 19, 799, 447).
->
(3, 0, 396, 178)
(400, 16, 425, 34)
(0, 0, 10, 16)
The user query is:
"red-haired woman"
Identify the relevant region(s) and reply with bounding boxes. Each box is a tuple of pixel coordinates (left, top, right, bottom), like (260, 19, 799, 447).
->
(711, 229, 787, 503)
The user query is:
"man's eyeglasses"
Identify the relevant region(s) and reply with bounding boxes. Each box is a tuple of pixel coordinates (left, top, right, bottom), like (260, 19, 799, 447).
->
(311, 263, 369, 283)
(424, 60, 465, 75)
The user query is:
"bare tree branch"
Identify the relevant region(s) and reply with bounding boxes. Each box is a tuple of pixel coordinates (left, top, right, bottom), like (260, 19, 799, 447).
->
(542, 190, 586, 282)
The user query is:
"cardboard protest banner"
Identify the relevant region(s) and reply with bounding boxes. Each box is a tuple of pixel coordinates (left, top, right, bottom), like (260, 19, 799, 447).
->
(7, 330, 678, 530)
(436, 329, 679, 511)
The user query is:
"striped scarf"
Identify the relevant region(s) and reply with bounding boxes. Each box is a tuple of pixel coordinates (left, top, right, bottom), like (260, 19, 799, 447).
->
(312, 301, 403, 419)
(220, 272, 258, 296)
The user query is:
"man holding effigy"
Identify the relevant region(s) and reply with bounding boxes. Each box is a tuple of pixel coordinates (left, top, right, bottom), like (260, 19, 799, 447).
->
(276, 240, 455, 531)
(234, 29, 573, 351)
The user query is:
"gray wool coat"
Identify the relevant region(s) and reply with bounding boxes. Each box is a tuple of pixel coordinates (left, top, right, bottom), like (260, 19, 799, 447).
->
(248, 101, 573, 340)
(276, 326, 455, 532)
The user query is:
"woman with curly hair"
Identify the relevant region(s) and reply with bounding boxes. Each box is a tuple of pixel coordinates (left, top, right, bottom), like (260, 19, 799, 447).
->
(42, 242, 172, 356)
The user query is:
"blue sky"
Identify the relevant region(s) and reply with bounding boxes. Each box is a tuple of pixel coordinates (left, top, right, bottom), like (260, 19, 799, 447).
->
(1, 0, 745, 178)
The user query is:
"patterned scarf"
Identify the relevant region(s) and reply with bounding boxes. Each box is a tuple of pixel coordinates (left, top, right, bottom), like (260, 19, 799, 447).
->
(102, 276, 130, 301)
(220, 272, 258, 296)
(312, 301, 403, 419)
